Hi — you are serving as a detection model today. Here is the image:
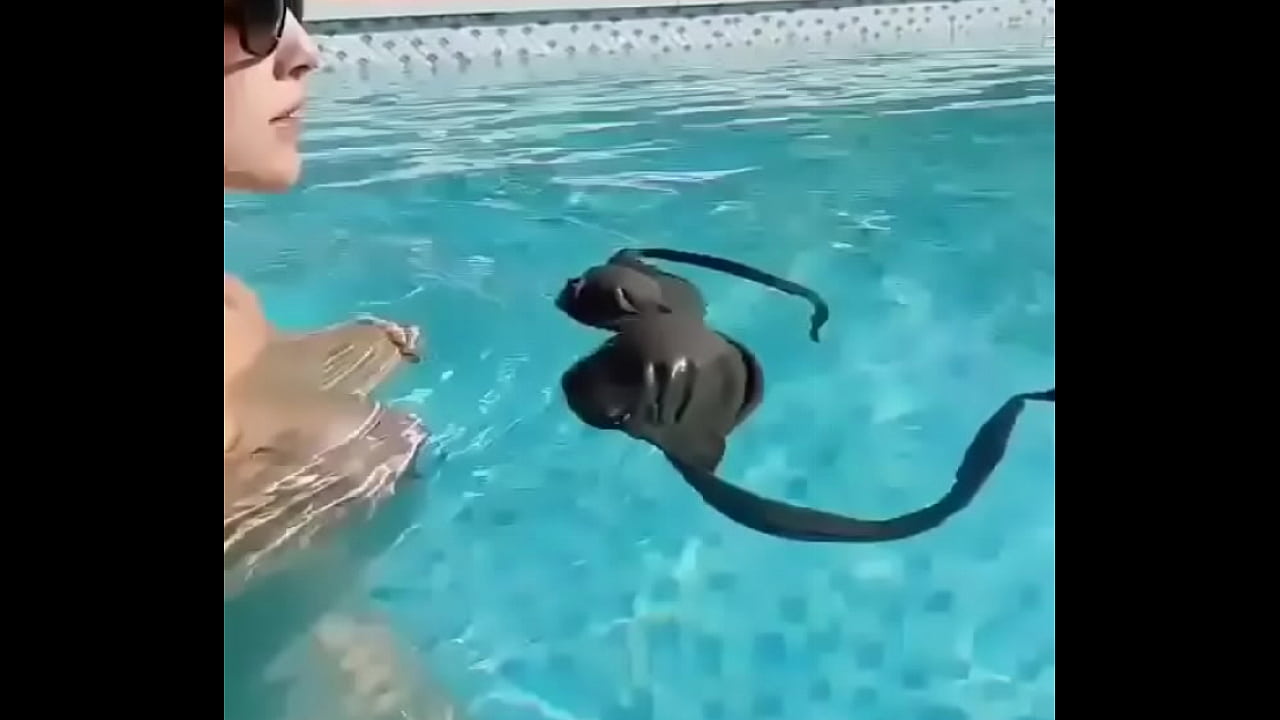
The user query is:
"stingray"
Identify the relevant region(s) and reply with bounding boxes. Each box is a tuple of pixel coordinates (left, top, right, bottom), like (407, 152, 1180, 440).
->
(224, 316, 428, 597)
(558, 249, 1054, 543)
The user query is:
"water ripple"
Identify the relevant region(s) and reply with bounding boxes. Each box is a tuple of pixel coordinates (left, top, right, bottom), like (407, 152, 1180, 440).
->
(226, 45, 1054, 720)
(300, 48, 1053, 189)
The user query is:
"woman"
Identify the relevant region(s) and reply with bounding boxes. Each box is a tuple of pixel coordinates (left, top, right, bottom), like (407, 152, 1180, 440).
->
(224, 4, 455, 718)
(224, 0, 317, 455)
(223, 0, 315, 458)
(223, 0, 426, 593)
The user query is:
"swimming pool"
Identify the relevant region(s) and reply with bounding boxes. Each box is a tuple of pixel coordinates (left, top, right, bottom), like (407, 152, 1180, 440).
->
(224, 44, 1054, 720)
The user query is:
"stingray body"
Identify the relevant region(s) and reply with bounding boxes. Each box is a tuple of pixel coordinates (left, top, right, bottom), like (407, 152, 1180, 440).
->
(563, 313, 761, 471)
(558, 248, 1054, 543)
(224, 316, 427, 598)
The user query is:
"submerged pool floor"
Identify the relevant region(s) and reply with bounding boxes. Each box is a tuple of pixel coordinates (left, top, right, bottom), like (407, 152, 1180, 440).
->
(224, 46, 1055, 720)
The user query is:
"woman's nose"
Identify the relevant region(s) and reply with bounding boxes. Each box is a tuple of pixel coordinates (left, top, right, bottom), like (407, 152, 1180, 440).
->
(276, 11, 319, 79)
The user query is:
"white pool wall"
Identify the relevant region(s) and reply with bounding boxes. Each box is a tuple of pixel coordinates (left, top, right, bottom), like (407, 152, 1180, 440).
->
(305, 0, 1055, 75)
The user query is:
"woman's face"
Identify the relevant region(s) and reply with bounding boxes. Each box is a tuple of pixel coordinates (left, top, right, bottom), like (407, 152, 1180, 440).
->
(224, 5, 319, 192)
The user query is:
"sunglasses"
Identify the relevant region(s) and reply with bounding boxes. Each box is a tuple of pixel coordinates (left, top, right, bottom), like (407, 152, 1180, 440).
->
(226, 0, 306, 58)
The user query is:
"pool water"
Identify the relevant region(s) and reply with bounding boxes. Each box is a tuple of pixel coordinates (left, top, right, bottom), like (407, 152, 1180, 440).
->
(224, 46, 1054, 720)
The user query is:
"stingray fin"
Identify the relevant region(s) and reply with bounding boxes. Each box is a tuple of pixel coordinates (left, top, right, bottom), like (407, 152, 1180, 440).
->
(662, 430, 726, 473)
(644, 359, 698, 427)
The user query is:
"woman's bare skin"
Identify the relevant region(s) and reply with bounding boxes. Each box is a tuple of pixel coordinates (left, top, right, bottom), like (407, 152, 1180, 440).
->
(252, 316, 421, 397)
(222, 278, 426, 595)
(223, 274, 423, 455)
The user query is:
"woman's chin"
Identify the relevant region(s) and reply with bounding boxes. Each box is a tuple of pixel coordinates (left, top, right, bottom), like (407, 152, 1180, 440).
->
(224, 157, 301, 193)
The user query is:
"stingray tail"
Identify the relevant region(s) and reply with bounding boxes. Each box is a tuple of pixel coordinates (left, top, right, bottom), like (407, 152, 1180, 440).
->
(625, 247, 831, 342)
(671, 388, 1055, 543)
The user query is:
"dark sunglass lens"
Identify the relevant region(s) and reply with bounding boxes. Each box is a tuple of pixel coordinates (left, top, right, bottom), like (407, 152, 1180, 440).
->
(240, 0, 286, 57)
(287, 0, 305, 23)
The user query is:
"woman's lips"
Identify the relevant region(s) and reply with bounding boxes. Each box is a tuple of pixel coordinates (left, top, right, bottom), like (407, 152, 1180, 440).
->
(271, 102, 304, 122)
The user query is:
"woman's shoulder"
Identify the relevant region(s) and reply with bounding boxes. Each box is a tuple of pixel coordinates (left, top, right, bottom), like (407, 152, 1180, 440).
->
(224, 273, 272, 386)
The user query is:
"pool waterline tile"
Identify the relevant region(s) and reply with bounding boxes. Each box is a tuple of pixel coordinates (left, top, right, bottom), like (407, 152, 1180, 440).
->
(307, 0, 1054, 76)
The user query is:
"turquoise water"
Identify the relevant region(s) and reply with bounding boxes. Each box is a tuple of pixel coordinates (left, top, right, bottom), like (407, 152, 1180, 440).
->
(224, 46, 1054, 720)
